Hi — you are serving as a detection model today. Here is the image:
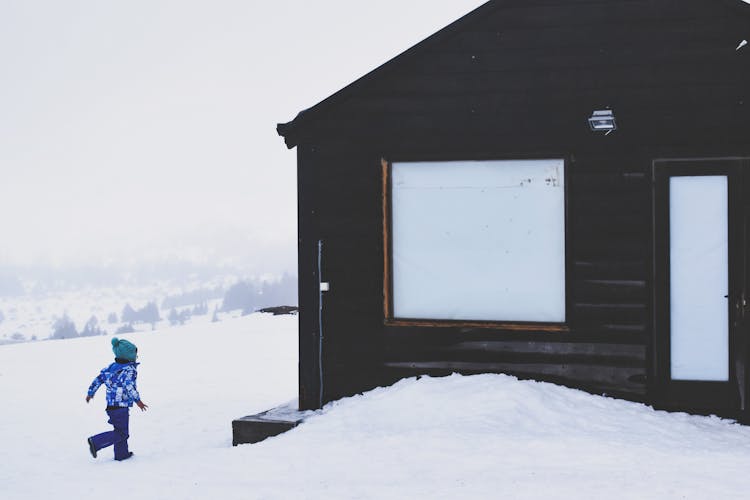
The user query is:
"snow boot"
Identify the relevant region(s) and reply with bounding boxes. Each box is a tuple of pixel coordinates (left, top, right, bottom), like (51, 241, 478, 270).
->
(87, 438, 97, 458)
(115, 452, 133, 461)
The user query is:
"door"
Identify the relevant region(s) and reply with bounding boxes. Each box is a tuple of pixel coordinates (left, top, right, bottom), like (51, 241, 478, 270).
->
(653, 159, 744, 414)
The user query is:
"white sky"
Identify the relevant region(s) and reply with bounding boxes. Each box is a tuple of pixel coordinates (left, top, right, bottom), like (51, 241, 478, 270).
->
(0, 0, 485, 273)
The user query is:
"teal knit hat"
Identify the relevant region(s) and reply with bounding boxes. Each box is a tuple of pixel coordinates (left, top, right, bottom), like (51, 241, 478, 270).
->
(112, 337, 137, 361)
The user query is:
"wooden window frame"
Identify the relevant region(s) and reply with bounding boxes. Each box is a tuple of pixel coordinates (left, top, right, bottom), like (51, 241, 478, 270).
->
(382, 157, 570, 332)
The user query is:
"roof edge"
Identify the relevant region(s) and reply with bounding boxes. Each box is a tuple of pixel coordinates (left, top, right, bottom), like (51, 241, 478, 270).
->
(276, 0, 498, 148)
(719, 0, 750, 17)
(276, 120, 298, 150)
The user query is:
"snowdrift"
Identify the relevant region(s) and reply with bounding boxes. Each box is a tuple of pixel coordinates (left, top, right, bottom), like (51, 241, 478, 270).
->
(2, 314, 750, 499)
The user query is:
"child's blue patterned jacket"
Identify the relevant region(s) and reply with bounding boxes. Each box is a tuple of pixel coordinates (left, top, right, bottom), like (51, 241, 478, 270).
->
(87, 362, 141, 407)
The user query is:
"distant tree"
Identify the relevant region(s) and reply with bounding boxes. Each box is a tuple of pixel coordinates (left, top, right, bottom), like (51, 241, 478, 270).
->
(80, 316, 103, 337)
(115, 324, 136, 334)
(122, 302, 161, 325)
(0, 309, 4, 324)
(10, 332, 25, 342)
(162, 287, 224, 310)
(122, 304, 137, 324)
(139, 301, 161, 325)
(51, 315, 78, 340)
(168, 307, 191, 325)
(211, 305, 220, 323)
(107, 312, 118, 324)
(221, 281, 257, 312)
(168, 308, 179, 325)
(257, 274, 298, 309)
(31, 335, 37, 341)
(191, 301, 208, 316)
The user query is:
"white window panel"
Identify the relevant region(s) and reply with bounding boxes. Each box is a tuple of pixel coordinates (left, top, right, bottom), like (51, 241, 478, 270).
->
(391, 159, 566, 323)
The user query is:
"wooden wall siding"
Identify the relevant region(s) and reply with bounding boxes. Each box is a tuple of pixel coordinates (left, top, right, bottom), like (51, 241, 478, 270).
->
(312, 154, 386, 404)
(372, 158, 650, 400)
(382, 362, 646, 399)
(296, 146, 322, 410)
(300, 115, 750, 169)
(302, 146, 655, 403)
(291, 0, 750, 407)
(340, 86, 745, 121)
(349, 69, 746, 101)
(569, 161, 651, 340)
(380, 329, 648, 388)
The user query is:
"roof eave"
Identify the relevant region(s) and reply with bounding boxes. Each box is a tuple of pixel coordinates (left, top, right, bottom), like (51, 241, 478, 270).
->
(276, 120, 298, 149)
(275, 0, 501, 149)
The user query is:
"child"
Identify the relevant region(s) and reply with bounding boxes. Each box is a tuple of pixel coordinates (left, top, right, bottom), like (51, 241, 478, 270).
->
(85, 337, 148, 461)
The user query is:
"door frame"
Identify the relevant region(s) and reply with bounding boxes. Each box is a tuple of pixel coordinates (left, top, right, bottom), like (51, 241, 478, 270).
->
(652, 158, 746, 414)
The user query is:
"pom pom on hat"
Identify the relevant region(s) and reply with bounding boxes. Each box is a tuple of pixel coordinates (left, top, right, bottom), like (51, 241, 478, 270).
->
(111, 337, 138, 361)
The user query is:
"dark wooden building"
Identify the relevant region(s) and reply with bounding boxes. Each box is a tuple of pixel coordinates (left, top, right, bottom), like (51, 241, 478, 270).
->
(277, 0, 750, 421)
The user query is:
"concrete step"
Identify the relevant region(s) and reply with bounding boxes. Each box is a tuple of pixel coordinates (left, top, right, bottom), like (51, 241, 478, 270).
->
(232, 404, 309, 445)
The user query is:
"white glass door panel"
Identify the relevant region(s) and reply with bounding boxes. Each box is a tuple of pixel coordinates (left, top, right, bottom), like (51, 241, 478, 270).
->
(669, 176, 729, 381)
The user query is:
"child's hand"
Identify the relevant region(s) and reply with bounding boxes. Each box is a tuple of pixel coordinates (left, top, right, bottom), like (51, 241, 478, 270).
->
(136, 400, 149, 411)
(85, 395, 92, 403)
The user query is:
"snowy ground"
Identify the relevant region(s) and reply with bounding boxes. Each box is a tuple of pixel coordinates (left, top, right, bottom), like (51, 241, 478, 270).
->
(2, 314, 750, 499)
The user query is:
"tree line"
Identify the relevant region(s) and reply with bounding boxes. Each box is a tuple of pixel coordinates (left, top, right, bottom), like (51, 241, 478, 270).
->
(45, 275, 297, 340)
(221, 274, 297, 315)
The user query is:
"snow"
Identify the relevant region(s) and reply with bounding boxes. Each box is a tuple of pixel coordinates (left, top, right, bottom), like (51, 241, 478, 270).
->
(3, 314, 750, 499)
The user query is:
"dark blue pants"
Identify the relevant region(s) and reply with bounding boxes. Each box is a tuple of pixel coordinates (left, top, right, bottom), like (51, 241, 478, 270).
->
(89, 407, 130, 460)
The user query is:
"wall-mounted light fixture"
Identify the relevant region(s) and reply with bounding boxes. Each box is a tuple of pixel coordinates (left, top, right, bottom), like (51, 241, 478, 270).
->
(588, 109, 617, 134)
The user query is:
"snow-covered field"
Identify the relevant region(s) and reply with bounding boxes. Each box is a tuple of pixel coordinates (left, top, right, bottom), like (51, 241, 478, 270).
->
(3, 313, 750, 500)
(0, 280, 228, 343)
(0, 272, 293, 343)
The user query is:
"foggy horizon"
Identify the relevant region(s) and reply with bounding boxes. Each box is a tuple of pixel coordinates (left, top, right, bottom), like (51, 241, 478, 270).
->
(0, 256, 295, 296)
(1, 1, 485, 277)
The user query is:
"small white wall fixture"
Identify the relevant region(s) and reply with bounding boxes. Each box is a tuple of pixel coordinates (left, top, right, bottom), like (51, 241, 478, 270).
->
(588, 109, 617, 133)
